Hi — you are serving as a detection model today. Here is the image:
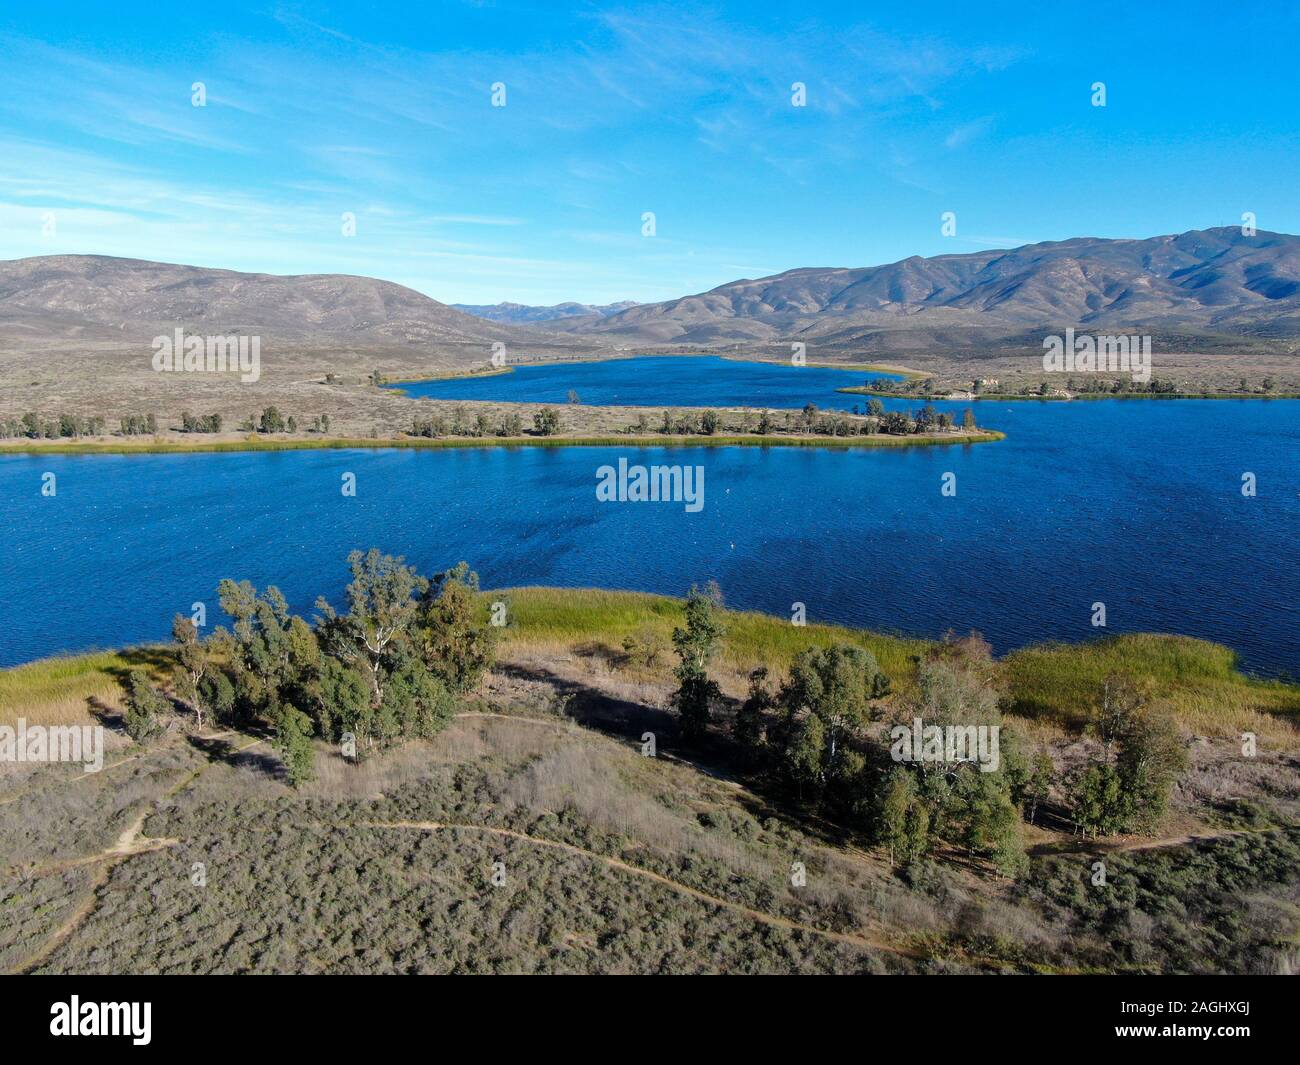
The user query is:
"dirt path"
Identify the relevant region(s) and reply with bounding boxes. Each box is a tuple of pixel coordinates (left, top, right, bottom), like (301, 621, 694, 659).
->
(7, 735, 264, 975)
(0, 750, 149, 807)
(1110, 827, 1255, 853)
(369, 818, 929, 963)
(8, 809, 182, 974)
(12, 714, 1088, 973)
(15, 809, 181, 880)
(1028, 825, 1255, 858)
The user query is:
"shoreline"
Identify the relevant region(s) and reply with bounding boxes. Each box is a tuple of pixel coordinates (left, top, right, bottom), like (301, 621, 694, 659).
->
(0, 428, 1004, 457)
(4, 587, 1296, 737)
(382, 365, 516, 391)
(391, 357, 1286, 404)
(385, 351, 643, 388)
(837, 385, 1300, 402)
(718, 355, 931, 379)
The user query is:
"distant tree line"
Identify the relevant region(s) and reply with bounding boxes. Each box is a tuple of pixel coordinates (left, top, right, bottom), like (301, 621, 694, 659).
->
(621, 402, 976, 438)
(1059, 377, 1179, 395)
(1, 412, 177, 438)
(411, 408, 526, 438)
(1060, 376, 1282, 395)
(862, 376, 931, 395)
(180, 411, 223, 433)
(1, 413, 109, 439)
(2, 408, 332, 439)
(235, 407, 329, 434)
(124, 549, 499, 786)
(867, 374, 1272, 397)
(119, 414, 158, 435)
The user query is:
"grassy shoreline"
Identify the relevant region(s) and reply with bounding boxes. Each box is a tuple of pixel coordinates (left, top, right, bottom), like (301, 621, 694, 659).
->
(823, 361, 931, 379)
(4, 587, 1296, 739)
(0, 428, 1004, 457)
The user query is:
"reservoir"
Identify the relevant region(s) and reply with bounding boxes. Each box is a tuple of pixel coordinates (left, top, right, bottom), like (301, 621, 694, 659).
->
(2, 357, 1296, 673)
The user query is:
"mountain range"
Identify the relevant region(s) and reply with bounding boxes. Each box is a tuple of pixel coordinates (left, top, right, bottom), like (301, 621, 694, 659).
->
(545, 227, 1300, 348)
(452, 300, 638, 324)
(2, 228, 1297, 356)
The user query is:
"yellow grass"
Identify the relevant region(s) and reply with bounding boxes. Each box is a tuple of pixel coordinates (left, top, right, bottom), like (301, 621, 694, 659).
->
(1003, 633, 1300, 740)
(0, 648, 170, 728)
(501, 586, 927, 685)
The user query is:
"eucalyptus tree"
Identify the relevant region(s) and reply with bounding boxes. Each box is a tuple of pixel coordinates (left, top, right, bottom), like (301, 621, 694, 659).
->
(734, 667, 774, 757)
(170, 614, 210, 730)
(883, 646, 1027, 874)
(315, 549, 427, 713)
(533, 407, 561, 435)
(778, 644, 887, 787)
(879, 768, 930, 867)
(671, 585, 726, 742)
(1069, 675, 1187, 836)
(416, 561, 498, 693)
(217, 579, 315, 715)
(124, 670, 167, 745)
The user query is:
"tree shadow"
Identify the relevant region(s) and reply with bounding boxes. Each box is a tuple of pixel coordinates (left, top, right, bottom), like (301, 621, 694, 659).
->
(187, 729, 279, 777)
(493, 660, 677, 742)
(87, 696, 126, 734)
(101, 646, 176, 685)
(570, 640, 630, 671)
(492, 659, 868, 853)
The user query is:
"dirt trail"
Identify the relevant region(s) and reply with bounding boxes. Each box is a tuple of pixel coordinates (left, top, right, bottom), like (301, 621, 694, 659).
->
(11, 863, 116, 975)
(369, 818, 929, 963)
(1028, 825, 1255, 858)
(1110, 827, 1255, 853)
(7, 735, 264, 975)
(15, 810, 180, 880)
(0, 751, 149, 807)
(8, 809, 182, 974)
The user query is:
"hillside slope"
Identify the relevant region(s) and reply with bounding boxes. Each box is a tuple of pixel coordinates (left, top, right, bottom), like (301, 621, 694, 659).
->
(0, 255, 558, 348)
(552, 228, 1300, 347)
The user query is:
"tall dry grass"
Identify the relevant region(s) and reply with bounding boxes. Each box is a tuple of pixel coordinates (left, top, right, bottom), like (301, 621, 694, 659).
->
(0, 649, 168, 728)
(1003, 633, 1300, 741)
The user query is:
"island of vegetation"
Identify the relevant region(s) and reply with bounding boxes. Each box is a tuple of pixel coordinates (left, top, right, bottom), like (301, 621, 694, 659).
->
(0, 399, 1003, 454)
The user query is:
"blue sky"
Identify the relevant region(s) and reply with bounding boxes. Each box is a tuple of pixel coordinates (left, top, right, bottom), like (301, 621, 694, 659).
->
(1, 1, 1297, 304)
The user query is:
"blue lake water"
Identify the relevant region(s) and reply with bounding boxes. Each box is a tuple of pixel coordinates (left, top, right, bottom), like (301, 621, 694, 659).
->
(392, 356, 905, 408)
(2, 356, 1297, 674)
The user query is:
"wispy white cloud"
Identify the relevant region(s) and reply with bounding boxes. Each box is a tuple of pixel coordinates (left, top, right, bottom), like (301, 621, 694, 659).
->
(0, 7, 1033, 302)
(944, 115, 995, 150)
